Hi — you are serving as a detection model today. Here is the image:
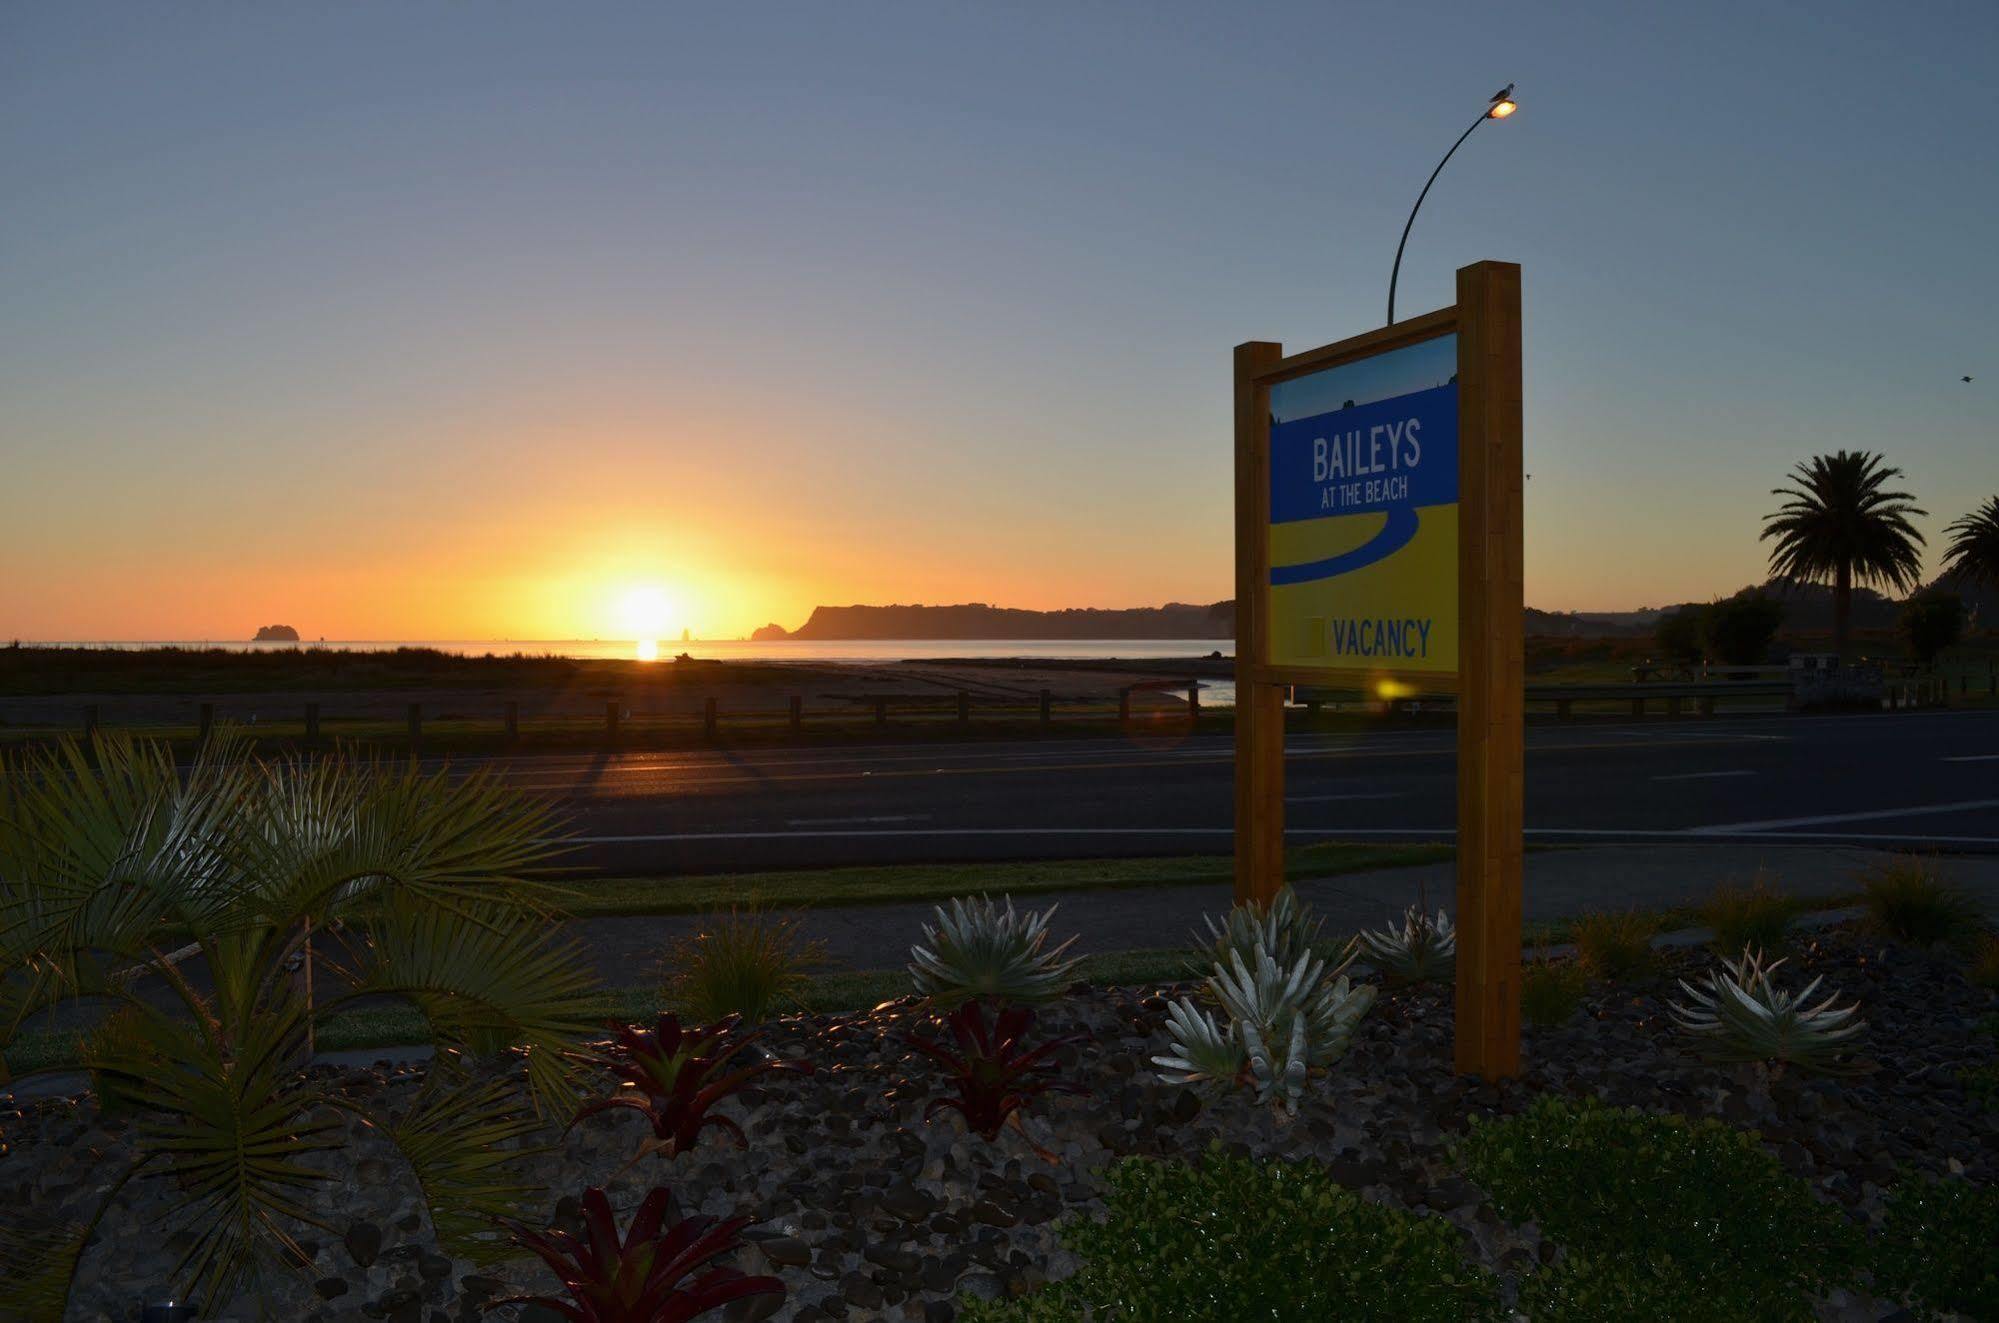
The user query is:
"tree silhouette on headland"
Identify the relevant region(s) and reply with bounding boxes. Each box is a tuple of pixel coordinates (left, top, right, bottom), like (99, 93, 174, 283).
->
(1760, 451, 1926, 659)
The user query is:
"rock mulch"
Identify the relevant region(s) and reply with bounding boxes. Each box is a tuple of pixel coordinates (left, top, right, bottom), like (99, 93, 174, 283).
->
(4, 925, 1994, 1322)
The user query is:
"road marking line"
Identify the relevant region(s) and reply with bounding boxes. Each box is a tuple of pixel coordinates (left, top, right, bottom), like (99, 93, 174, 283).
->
(1688, 798, 1999, 834)
(564, 823, 1999, 848)
(1650, 770, 1755, 782)
(1286, 792, 1403, 803)
(1943, 754, 1999, 762)
(784, 814, 930, 826)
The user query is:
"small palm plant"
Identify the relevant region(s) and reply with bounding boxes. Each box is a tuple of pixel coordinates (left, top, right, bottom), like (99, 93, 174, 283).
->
(908, 894, 1081, 1006)
(1942, 495, 1999, 591)
(1670, 946, 1866, 1075)
(0, 734, 604, 1312)
(1761, 450, 1927, 658)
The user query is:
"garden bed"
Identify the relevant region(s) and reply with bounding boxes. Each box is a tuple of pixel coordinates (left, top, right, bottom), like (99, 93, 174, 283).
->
(6, 924, 1995, 1322)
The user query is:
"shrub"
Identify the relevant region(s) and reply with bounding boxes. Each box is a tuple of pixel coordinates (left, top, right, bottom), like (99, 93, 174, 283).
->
(1457, 1095, 1857, 1317)
(1900, 591, 1965, 667)
(1861, 857, 1982, 947)
(575, 1013, 813, 1158)
(1655, 606, 1704, 667)
(1516, 1251, 1716, 1322)
(665, 902, 826, 1024)
(1703, 590, 1785, 666)
(498, 1185, 784, 1322)
(1701, 876, 1797, 953)
(1357, 905, 1456, 983)
(1571, 909, 1658, 980)
(1969, 932, 1999, 989)
(1154, 945, 1375, 1113)
(1670, 947, 1865, 1075)
(1521, 958, 1587, 1026)
(1873, 1176, 1999, 1321)
(909, 895, 1081, 1006)
(903, 1001, 1081, 1142)
(959, 1146, 1500, 1322)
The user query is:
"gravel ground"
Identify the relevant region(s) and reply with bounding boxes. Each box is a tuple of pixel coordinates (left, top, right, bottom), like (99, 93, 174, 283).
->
(5, 925, 1994, 1322)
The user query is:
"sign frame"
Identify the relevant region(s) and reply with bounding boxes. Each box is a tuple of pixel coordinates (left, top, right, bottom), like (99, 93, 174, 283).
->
(1233, 260, 1523, 1079)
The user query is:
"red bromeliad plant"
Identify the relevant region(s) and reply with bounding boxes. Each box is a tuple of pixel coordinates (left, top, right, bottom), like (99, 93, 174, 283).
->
(497, 1185, 783, 1322)
(903, 1000, 1083, 1141)
(574, 1013, 813, 1158)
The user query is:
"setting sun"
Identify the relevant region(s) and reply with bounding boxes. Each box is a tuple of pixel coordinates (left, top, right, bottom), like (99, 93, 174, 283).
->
(617, 585, 677, 656)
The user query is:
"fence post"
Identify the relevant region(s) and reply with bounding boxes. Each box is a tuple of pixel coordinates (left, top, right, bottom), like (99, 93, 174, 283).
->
(605, 700, 621, 744)
(1699, 695, 1716, 717)
(704, 697, 719, 741)
(874, 698, 888, 728)
(305, 702, 320, 741)
(789, 695, 803, 733)
(1667, 696, 1683, 718)
(198, 702, 214, 744)
(504, 700, 519, 743)
(1039, 689, 1052, 730)
(957, 691, 970, 727)
(1187, 682, 1201, 721)
(1630, 696, 1645, 718)
(1118, 687, 1131, 728)
(407, 703, 421, 753)
(83, 704, 99, 739)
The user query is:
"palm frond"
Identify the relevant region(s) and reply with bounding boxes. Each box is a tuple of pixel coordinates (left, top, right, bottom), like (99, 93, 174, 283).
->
(1760, 450, 1928, 593)
(84, 982, 341, 1306)
(332, 899, 603, 1114)
(1943, 496, 1999, 589)
(373, 1067, 548, 1263)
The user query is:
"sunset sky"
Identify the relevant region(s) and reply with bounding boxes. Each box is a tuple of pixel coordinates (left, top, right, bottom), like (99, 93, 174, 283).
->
(4, 2, 1994, 641)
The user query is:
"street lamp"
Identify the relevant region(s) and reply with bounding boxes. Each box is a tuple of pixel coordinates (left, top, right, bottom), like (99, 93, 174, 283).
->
(1386, 83, 1517, 325)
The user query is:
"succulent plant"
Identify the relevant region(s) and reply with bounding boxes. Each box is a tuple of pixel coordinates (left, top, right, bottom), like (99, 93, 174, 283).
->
(903, 1000, 1084, 1140)
(573, 1013, 814, 1158)
(1670, 946, 1866, 1074)
(497, 1184, 784, 1322)
(908, 894, 1082, 1006)
(1358, 905, 1456, 983)
(1154, 943, 1376, 1113)
(1152, 998, 1246, 1093)
(1198, 884, 1356, 977)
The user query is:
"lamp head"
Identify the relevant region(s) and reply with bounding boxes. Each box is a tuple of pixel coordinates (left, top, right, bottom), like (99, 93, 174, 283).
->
(1487, 83, 1517, 119)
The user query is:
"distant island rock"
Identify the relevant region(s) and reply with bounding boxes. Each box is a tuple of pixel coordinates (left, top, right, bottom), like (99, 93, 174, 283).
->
(252, 624, 300, 642)
(749, 622, 791, 641)
(784, 602, 1233, 641)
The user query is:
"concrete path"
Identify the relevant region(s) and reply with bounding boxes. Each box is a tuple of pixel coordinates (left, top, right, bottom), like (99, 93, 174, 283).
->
(566, 844, 1999, 981)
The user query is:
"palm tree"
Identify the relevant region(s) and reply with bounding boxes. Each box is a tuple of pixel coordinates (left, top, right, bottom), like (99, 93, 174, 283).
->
(1942, 496, 1999, 591)
(1761, 451, 1927, 658)
(0, 734, 602, 1314)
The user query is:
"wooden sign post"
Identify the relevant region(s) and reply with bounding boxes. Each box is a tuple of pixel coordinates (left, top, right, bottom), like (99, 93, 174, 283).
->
(1233, 260, 1523, 1079)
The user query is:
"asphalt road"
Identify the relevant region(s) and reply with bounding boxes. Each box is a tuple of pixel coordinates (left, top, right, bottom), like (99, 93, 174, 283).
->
(454, 708, 1999, 874)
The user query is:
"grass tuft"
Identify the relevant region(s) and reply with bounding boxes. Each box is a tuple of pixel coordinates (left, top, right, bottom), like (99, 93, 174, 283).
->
(1700, 874, 1799, 954)
(663, 901, 827, 1024)
(1860, 857, 1983, 948)
(1571, 909, 1659, 982)
(1521, 958, 1588, 1026)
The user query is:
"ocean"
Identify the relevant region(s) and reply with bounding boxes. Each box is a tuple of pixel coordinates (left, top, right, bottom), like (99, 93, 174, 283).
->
(26, 638, 1234, 663)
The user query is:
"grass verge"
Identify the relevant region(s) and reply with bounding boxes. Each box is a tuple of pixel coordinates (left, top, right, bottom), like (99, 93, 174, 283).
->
(556, 840, 1456, 917)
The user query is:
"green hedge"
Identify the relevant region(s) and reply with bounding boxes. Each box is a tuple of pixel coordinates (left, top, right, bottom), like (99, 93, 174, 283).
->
(960, 1146, 1499, 1322)
(1873, 1176, 1999, 1320)
(1457, 1095, 1856, 1320)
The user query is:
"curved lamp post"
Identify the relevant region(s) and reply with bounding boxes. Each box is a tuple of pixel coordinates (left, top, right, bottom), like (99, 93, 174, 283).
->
(1386, 84, 1517, 325)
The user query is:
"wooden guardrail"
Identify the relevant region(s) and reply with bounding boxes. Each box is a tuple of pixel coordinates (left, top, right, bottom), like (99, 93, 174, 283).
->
(39, 682, 1217, 751)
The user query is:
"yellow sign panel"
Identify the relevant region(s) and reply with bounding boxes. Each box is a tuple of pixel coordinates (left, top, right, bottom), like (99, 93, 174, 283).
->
(1265, 333, 1458, 675)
